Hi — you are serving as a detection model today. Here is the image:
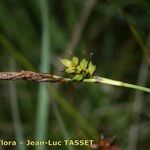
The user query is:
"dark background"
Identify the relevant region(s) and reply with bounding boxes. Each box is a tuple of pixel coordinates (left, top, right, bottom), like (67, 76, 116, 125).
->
(0, 0, 150, 150)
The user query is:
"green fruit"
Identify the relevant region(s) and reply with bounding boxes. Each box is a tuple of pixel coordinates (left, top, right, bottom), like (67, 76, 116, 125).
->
(72, 74, 83, 81)
(88, 62, 96, 75)
(79, 58, 88, 70)
(83, 70, 88, 77)
(60, 59, 73, 68)
(65, 67, 75, 74)
(60, 56, 96, 79)
(71, 57, 79, 67)
(76, 65, 82, 73)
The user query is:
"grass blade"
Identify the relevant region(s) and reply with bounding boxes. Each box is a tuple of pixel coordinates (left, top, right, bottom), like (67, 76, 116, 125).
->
(35, 0, 51, 149)
(9, 58, 26, 150)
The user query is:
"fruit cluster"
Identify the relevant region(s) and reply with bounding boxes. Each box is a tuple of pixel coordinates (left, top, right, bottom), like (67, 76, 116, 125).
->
(60, 56, 96, 81)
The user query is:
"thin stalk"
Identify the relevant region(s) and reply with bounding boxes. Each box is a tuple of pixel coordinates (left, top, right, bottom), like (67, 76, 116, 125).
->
(0, 71, 149, 93)
(127, 58, 149, 150)
(9, 58, 26, 150)
(84, 76, 150, 93)
(35, 1, 50, 150)
(66, 0, 96, 52)
(52, 102, 75, 150)
(122, 13, 150, 63)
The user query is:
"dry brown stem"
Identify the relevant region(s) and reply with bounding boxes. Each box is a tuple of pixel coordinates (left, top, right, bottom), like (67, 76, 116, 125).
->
(0, 71, 69, 83)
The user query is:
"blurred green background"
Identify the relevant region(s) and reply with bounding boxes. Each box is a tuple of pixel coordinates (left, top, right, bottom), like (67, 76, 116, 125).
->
(0, 0, 150, 150)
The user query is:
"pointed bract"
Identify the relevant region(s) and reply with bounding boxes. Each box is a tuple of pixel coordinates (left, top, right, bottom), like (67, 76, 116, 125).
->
(71, 57, 79, 67)
(65, 67, 75, 74)
(80, 58, 88, 70)
(88, 62, 96, 75)
(76, 65, 82, 73)
(60, 59, 73, 68)
(72, 74, 83, 81)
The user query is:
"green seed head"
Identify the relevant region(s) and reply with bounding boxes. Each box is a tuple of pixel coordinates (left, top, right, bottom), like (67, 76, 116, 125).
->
(60, 55, 96, 80)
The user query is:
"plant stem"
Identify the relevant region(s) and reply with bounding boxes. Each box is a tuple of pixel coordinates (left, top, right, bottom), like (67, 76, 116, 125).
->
(9, 59, 26, 150)
(35, 0, 51, 149)
(0, 71, 149, 93)
(89, 76, 150, 93)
